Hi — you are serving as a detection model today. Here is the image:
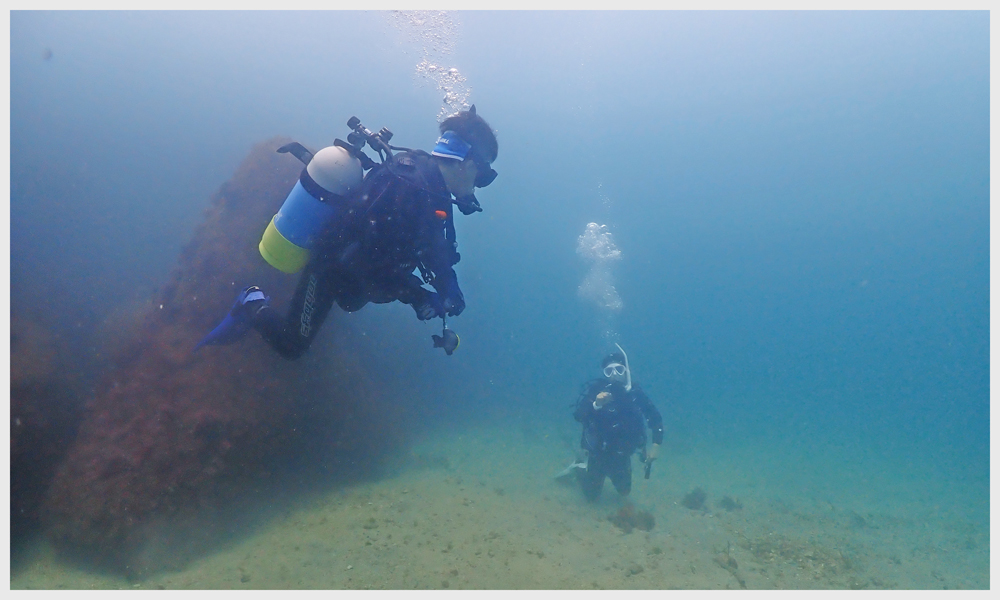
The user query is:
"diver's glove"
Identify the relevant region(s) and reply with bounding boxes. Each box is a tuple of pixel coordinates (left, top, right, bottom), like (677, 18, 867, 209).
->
(194, 286, 268, 351)
(411, 289, 444, 321)
(438, 279, 465, 317)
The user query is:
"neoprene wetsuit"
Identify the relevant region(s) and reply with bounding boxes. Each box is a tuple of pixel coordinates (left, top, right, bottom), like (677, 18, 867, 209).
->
(574, 380, 664, 500)
(253, 150, 464, 359)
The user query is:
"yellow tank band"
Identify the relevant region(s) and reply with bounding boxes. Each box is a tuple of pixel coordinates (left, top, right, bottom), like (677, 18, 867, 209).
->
(259, 216, 309, 274)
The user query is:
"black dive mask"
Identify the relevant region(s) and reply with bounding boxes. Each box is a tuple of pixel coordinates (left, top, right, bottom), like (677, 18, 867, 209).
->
(473, 156, 498, 188)
(454, 193, 483, 215)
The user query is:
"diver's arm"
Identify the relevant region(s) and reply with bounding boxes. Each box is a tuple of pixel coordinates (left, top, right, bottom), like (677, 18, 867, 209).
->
(646, 441, 660, 462)
(574, 384, 602, 422)
(575, 380, 609, 421)
(430, 267, 464, 316)
(633, 386, 664, 445)
(422, 218, 465, 317)
(387, 272, 442, 320)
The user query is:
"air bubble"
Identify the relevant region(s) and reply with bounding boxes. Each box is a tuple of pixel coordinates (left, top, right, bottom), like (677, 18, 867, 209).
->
(386, 11, 472, 120)
(577, 223, 623, 312)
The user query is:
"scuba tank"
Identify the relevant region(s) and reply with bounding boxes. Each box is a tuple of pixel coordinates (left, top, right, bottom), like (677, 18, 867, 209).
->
(259, 144, 363, 273)
(259, 117, 399, 274)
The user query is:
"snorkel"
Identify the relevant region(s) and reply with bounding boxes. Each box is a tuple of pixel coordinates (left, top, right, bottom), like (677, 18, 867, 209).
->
(614, 342, 632, 392)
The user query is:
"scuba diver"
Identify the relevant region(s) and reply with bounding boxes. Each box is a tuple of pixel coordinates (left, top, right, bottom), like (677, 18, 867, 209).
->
(196, 106, 498, 359)
(571, 344, 664, 501)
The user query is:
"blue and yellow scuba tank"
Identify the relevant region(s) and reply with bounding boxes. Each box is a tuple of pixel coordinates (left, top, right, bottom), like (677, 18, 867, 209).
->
(258, 144, 364, 274)
(260, 117, 401, 274)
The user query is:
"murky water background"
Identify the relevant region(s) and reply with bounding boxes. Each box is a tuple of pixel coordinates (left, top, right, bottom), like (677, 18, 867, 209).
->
(9, 11, 988, 589)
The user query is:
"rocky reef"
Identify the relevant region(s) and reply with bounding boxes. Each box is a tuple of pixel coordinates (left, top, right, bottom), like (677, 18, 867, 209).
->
(10, 315, 82, 540)
(40, 138, 406, 573)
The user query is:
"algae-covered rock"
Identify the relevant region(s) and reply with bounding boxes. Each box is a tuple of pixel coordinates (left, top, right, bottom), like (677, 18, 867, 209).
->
(41, 138, 406, 572)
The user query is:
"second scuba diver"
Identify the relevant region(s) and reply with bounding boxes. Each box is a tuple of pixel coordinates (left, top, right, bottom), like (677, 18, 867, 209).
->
(196, 106, 498, 358)
(573, 344, 664, 501)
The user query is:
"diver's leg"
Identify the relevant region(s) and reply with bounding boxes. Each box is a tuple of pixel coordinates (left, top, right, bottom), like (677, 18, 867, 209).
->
(253, 263, 338, 360)
(332, 273, 369, 313)
(608, 453, 633, 497)
(579, 452, 608, 502)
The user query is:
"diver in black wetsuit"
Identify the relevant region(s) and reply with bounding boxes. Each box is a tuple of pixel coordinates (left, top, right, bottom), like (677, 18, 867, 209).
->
(574, 346, 664, 501)
(198, 106, 498, 359)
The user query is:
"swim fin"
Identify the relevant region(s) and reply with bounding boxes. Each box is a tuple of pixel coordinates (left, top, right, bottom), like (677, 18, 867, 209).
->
(554, 459, 588, 479)
(194, 286, 268, 352)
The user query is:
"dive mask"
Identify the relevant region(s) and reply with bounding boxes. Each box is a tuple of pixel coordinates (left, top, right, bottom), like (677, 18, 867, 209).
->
(604, 363, 626, 378)
(471, 152, 498, 188)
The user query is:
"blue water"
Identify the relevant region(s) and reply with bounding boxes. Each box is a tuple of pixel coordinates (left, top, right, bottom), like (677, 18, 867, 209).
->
(10, 10, 989, 587)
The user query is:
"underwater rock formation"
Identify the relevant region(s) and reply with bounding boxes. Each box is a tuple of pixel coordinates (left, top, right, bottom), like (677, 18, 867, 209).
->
(10, 315, 81, 540)
(41, 138, 405, 571)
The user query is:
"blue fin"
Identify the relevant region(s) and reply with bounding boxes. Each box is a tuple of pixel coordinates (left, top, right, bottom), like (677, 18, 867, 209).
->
(193, 287, 267, 352)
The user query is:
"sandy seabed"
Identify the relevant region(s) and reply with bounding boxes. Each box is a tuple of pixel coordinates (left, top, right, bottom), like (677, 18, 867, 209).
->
(10, 418, 989, 591)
